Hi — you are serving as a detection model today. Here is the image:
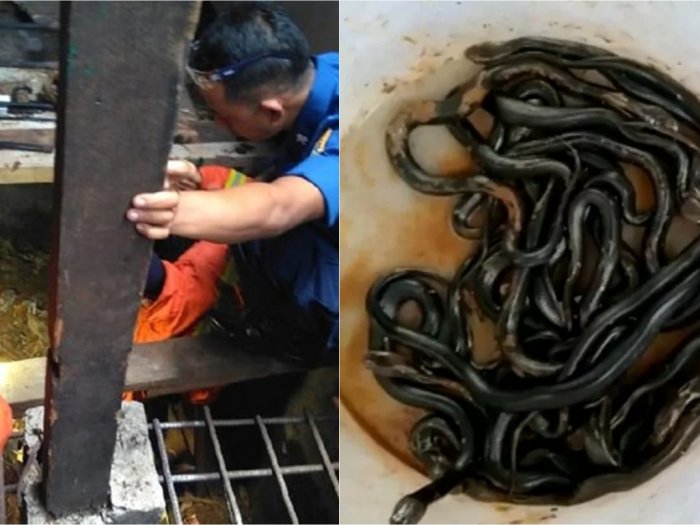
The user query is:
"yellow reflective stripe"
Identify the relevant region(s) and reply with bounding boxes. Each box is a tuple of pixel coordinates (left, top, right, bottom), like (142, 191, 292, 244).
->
(224, 169, 237, 188)
(223, 169, 248, 188)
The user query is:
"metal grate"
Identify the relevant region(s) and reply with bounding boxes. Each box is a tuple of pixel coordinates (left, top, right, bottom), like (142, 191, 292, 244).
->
(2, 410, 338, 525)
(150, 407, 339, 524)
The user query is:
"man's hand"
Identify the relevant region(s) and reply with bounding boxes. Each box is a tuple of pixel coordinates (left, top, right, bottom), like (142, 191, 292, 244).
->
(165, 160, 201, 191)
(126, 191, 180, 240)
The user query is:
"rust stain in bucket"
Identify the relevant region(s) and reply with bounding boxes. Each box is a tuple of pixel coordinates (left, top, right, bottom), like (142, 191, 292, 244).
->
(340, 123, 472, 469)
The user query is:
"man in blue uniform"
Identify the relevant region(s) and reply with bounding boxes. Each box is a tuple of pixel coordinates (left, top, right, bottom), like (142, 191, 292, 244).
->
(126, 2, 339, 362)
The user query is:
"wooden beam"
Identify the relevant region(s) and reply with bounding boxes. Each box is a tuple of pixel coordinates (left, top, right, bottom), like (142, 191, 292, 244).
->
(0, 129, 54, 150)
(43, 2, 199, 516)
(0, 149, 54, 184)
(0, 141, 274, 184)
(0, 335, 306, 415)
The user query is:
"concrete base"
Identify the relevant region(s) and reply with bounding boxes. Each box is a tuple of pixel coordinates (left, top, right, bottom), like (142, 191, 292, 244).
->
(21, 401, 166, 524)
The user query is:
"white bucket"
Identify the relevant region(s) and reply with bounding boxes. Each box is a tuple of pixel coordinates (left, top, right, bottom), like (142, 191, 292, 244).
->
(339, 2, 700, 523)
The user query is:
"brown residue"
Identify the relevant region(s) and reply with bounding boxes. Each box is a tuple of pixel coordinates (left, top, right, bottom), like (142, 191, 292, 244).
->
(340, 166, 473, 472)
(343, 136, 377, 189)
(665, 215, 700, 258)
(508, 510, 558, 524)
(437, 148, 475, 176)
(468, 107, 495, 139)
(339, 305, 424, 471)
(340, 223, 474, 471)
(458, 72, 489, 114)
(402, 35, 417, 45)
(627, 324, 698, 382)
(382, 81, 397, 94)
(494, 504, 513, 513)
(339, 253, 373, 321)
(621, 162, 656, 211)
(464, 290, 501, 366)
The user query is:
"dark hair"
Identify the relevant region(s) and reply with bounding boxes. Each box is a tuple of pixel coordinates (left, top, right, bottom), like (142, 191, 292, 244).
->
(190, 2, 311, 102)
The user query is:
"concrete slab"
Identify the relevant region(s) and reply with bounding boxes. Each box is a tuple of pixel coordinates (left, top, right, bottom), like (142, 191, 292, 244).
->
(21, 401, 166, 524)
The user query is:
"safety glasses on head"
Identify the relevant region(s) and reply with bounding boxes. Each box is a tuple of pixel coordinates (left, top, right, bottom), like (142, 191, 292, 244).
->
(186, 41, 298, 89)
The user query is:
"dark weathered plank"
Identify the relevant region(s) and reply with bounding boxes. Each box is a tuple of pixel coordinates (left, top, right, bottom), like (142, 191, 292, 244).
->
(43, 2, 199, 516)
(2, 335, 306, 415)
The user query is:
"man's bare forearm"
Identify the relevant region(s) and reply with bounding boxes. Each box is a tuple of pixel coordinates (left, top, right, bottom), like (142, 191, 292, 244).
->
(170, 184, 288, 243)
(127, 174, 325, 242)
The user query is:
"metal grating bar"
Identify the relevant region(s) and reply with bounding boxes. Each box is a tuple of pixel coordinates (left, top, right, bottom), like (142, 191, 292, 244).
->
(204, 405, 243, 525)
(215, 415, 337, 427)
(151, 414, 337, 430)
(305, 411, 339, 496)
(255, 416, 299, 524)
(4, 412, 337, 524)
(153, 418, 183, 525)
(161, 462, 340, 483)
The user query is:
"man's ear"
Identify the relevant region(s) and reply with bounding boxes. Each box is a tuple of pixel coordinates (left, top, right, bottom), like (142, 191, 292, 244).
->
(259, 97, 285, 124)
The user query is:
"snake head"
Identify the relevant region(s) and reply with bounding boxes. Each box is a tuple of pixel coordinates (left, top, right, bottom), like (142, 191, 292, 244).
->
(389, 495, 427, 525)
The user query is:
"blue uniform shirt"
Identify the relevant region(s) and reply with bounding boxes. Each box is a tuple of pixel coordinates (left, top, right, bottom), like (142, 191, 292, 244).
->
(238, 53, 339, 350)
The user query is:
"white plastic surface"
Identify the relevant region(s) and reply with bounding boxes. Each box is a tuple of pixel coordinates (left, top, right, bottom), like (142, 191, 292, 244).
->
(340, 1, 700, 523)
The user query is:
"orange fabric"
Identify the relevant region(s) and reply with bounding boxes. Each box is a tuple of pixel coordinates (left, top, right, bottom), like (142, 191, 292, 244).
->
(187, 386, 223, 405)
(0, 395, 12, 451)
(122, 390, 147, 402)
(134, 240, 229, 344)
(200, 165, 232, 190)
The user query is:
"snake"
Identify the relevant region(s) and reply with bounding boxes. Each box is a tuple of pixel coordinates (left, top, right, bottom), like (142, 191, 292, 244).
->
(367, 36, 700, 523)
